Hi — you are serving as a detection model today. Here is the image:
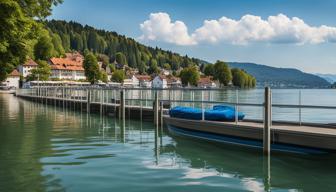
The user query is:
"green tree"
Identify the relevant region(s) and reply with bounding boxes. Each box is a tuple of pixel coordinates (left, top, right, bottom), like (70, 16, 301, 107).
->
(51, 33, 65, 56)
(179, 66, 200, 86)
(163, 63, 171, 70)
(204, 64, 215, 76)
(108, 63, 115, 73)
(27, 60, 51, 81)
(100, 71, 108, 83)
(138, 61, 146, 74)
(17, 0, 62, 19)
(147, 58, 159, 74)
(231, 68, 256, 88)
(97, 54, 110, 66)
(231, 68, 245, 88)
(213, 60, 232, 86)
(34, 30, 55, 60)
(0, 0, 61, 81)
(115, 52, 127, 65)
(111, 70, 125, 83)
(83, 52, 101, 84)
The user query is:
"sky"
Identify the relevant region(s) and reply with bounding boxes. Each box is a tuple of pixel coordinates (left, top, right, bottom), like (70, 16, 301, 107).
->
(50, 0, 336, 74)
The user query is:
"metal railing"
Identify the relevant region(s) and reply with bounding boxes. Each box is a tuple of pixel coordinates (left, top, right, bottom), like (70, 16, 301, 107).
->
(16, 87, 336, 125)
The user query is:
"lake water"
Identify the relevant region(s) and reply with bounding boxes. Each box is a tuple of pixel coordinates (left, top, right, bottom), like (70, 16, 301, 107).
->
(1, 90, 336, 192)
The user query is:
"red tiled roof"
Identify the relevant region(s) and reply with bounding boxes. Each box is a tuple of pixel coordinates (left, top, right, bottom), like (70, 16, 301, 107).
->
(50, 53, 84, 71)
(23, 58, 38, 66)
(198, 77, 213, 84)
(135, 75, 151, 81)
(9, 69, 20, 77)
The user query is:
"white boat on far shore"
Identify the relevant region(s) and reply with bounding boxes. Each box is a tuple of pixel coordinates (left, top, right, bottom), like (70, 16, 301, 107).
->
(0, 86, 16, 94)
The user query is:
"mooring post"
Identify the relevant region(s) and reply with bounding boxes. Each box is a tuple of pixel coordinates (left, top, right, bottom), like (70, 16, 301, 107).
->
(201, 91, 205, 121)
(154, 91, 159, 126)
(120, 89, 125, 124)
(87, 89, 91, 113)
(264, 87, 272, 155)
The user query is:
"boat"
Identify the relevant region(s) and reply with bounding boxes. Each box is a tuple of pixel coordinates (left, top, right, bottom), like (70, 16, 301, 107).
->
(169, 105, 244, 121)
(164, 106, 336, 154)
(0, 86, 16, 94)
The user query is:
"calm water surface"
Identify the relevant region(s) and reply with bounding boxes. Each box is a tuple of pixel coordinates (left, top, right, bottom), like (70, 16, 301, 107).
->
(1, 93, 336, 192)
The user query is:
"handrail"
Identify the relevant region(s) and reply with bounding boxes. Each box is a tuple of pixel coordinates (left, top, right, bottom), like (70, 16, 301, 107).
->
(17, 87, 336, 110)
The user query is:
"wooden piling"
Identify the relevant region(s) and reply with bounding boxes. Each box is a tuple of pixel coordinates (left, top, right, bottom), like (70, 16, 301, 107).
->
(87, 89, 91, 113)
(154, 91, 159, 126)
(120, 89, 125, 125)
(264, 87, 272, 155)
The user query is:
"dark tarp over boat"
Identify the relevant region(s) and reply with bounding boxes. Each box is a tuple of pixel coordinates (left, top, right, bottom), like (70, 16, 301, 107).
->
(169, 105, 245, 121)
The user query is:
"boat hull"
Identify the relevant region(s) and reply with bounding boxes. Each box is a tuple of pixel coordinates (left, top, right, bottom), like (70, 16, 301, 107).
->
(164, 116, 336, 154)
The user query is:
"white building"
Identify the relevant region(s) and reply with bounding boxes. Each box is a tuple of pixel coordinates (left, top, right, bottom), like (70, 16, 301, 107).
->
(18, 58, 38, 78)
(167, 77, 182, 88)
(197, 77, 217, 88)
(123, 75, 139, 87)
(152, 75, 168, 88)
(1, 70, 20, 88)
(49, 53, 86, 80)
(136, 75, 152, 88)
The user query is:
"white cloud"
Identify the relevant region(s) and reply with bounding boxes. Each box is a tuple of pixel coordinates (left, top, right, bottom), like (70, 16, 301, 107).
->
(139, 12, 196, 46)
(139, 12, 336, 46)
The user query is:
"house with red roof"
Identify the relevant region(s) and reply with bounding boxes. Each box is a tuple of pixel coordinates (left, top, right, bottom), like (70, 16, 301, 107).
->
(135, 75, 152, 87)
(49, 52, 86, 80)
(1, 69, 20, 88)
(197, 77, 217, 88)
(18, 58, 38, 78)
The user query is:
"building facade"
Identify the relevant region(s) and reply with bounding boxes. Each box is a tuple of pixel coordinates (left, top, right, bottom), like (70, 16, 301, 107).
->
(18, 58, 38, 78)
(1, 70, 20, 88)
(49, 52, 86, 80)
(136, 75, 152, 88)
(197, 77, 217, 88)
(123, 75, 139, 87)
(152, 75, 168, 88)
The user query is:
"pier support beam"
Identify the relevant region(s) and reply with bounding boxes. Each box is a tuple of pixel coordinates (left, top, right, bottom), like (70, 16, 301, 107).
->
(120, 89, 125, 125)
(87, 89, 91, 113)
(264, 87, 272, 155)
(154, 91, 159, 126)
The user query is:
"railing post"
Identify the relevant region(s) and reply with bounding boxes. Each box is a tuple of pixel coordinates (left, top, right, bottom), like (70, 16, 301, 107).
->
(87, 89, 91, 113)
(201, 91, 205, 121)
(154, 91, 159, 126)
(120, 89, 125, 123)
(264, 87, 272, 155)
(235, 89, 238, 124)
(299, 90, 302, 126)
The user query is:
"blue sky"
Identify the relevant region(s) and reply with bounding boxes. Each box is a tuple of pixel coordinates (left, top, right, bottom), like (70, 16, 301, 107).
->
(50, 0, 336, 74)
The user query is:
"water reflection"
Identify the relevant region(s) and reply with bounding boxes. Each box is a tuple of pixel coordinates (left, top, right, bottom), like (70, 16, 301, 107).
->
(1, 94, 336, 192)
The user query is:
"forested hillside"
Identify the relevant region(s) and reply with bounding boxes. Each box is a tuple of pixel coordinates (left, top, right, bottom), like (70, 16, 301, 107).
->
(228, 62, 330, 88)
(45, 20, 202, 73)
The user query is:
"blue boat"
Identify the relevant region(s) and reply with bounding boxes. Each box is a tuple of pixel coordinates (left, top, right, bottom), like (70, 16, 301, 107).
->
(169, 105, 244, 121)
(165, 106, 333, 154)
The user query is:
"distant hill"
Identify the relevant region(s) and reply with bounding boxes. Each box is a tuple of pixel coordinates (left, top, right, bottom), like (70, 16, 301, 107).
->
(315, 74, 336, 84)
(228, 62, 330, 88)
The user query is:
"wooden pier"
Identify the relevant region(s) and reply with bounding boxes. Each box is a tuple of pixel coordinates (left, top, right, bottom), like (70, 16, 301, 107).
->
(15, 87, 336, 153)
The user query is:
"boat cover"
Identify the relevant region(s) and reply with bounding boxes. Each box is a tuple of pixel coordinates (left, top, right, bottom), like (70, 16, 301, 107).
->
(169, 105, 245, 121)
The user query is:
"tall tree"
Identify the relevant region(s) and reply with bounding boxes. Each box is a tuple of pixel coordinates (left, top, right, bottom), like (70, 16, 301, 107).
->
(204, 64, 215, 76)
(0, 0, 61, 81)
(147, 58, 159, 74)
(83, 52, 101, 84)
(51, 33, 65, 56)
(27, 60, 51, 81)
(115, 52, 127, 65)
(179, 66, 200, 86)
(34, 30, 55, 60)
(111, 70, 125, 83)
(213, 60, 232, 86)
